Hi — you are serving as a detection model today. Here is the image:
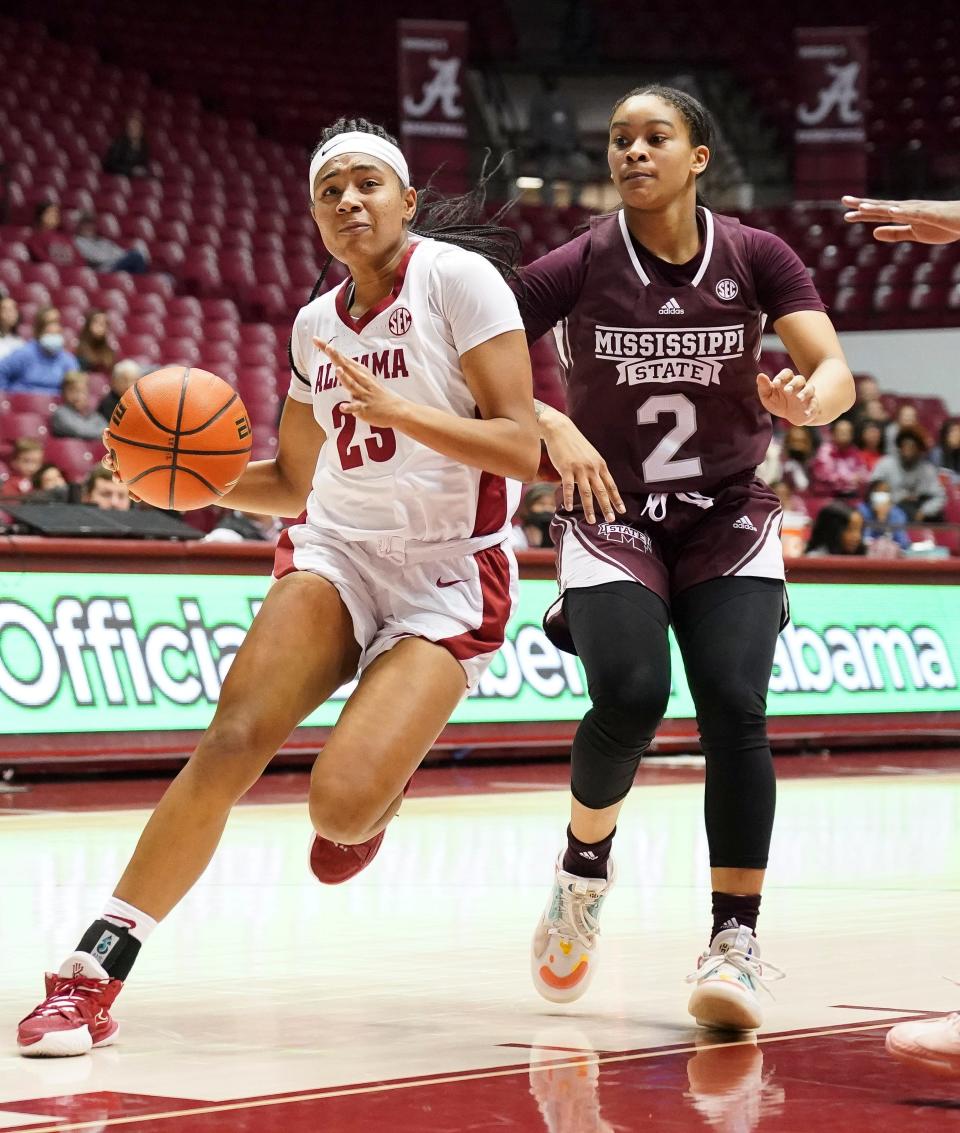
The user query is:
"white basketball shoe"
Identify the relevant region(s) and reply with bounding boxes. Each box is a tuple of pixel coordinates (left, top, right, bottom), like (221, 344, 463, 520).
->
(687, 924, 784, 1031)
(531, 854, 616, 1004)
(886, 1013, 960, 1076)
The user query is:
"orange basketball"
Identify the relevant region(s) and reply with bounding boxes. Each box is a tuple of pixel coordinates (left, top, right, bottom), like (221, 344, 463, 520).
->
(106, 366, 252, 511)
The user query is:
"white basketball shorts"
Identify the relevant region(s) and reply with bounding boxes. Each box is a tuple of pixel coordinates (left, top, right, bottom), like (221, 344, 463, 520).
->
(273, 522, 518, 690)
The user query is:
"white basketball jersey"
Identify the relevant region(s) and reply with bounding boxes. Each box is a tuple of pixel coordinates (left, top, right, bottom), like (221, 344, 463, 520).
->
(287, 237, 524, 545)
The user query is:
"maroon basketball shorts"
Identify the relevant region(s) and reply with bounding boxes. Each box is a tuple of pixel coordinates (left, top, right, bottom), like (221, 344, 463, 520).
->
(546, 475, 784, 644)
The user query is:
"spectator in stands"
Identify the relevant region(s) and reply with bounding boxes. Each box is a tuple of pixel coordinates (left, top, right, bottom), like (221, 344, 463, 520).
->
(511, 482, 557, 549)
(854, 395, 890, 432)
(103, 112, 151, 177)
(772, 477, 809, 556)
(525, 73, 593, 207)
(840, 375, 880, 424)
(772, 478, 807, 519)
(854, 418, 885, 473)
(874, 426, 946, 521)
(809, 417, 870, 499)
(204, 510, 283, 543)
(30, 463, 69, 501)
(805, 500, 865, 556)
(75, 309, 117, 374)
(842, 194, 960, 1080)
(884, 403, 926, 452)
(0, 438, 44, 497)
(97, 358, 141, 421)
(0, 307, 78, 392)
(82, 466, 130, 511)
(74, 211, 149, 275)
(27, 200, 80, 267)
(780, 424, 817, 493)
(857, 477, 910, 552)
(0, 294, 23, 359)
(50, 371, 109, 440)
(931, 418, 960, 477)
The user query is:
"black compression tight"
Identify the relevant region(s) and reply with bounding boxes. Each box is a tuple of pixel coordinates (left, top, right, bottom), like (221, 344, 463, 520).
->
(565, 577, 784, 870)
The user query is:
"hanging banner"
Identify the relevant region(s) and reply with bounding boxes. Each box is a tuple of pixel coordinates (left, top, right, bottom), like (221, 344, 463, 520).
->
(398, 19, 469, 194)
(794, 26, 868, 200)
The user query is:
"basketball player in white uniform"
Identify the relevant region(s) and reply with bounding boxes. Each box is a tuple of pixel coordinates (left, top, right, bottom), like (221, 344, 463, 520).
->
(844, 191, 960, 1076)
(18, 119, 539, 1056)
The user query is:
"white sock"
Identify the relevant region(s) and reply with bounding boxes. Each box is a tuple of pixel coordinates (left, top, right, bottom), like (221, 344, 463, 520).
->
(101, 896, 158, 945)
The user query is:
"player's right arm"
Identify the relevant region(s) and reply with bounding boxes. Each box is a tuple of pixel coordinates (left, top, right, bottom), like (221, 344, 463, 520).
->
(216, 398, 325, 518)
(517, 235, 625, 524)
(215, 309, 325, 516)
(842, 196, 960, 244)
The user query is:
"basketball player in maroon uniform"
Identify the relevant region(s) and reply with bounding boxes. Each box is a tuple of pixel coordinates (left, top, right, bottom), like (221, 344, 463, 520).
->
(520, 85, 855, 1031)
(844, 189, 960, 1075)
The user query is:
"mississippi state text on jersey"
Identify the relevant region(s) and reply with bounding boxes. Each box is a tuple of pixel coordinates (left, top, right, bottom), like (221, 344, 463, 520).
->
(543, 209, 822, 495)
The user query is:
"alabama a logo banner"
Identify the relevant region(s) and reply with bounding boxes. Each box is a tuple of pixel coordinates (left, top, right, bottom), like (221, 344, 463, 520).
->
(398, 19, 468, 193)
(794, 26, 868, 197)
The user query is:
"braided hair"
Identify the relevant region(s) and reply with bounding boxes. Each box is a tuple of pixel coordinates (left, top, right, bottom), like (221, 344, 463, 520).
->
(290, 117, 520, 380)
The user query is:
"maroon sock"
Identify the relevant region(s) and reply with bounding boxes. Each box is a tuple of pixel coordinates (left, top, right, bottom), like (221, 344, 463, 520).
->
(562, 825, 615, 880)
(711, 891, 761, 943)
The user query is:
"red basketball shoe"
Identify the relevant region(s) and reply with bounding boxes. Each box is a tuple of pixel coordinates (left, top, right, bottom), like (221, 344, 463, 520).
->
(309, 779, 412, 885)
(18, 952, 123, 1057)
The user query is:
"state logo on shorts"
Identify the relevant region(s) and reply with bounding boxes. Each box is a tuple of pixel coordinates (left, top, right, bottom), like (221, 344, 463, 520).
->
(716, 278, 739, 301)
(389, 307, 413, 336)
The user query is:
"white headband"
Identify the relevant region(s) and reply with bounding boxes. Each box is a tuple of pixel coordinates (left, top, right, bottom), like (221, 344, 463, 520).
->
(309, 132, 410, 197)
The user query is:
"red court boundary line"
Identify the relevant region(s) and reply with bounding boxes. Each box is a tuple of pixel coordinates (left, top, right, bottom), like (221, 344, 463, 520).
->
(0, 1015, 934, 1133)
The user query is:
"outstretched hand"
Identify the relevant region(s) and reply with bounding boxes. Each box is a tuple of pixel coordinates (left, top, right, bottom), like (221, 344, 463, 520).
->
(842, 196, 960, 245)
(757, 368, 820, 426)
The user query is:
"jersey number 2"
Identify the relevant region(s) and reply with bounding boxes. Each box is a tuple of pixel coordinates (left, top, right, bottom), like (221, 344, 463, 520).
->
(637, 393, 702, 482)
(332, 402, 397, 470)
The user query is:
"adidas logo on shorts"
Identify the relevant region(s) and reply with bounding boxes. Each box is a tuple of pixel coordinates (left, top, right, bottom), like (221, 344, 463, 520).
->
(658, 297, 684, 315)
(733, 515, 757, 532)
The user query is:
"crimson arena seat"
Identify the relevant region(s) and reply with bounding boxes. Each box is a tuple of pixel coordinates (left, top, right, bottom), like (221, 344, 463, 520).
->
(116, 333, 161, 362)
(160, 336, 201, 364)
(0, 410, 49, 440)
(41, 437, 100, 481)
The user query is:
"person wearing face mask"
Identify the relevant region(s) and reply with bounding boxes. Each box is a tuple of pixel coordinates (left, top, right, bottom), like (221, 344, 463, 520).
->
(857, 478, 910, 551)
(0, 307, 78, 393)
(516, 482, 557, 548)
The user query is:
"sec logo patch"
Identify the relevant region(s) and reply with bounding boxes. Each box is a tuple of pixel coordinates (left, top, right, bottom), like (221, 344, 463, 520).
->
(716, 278, 739, 300)
(389, 307, 413, 336)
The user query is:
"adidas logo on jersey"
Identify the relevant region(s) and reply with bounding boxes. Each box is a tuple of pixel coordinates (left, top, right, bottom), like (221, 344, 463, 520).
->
(658, 297, 684, 315)
(733, 515, 757, 531)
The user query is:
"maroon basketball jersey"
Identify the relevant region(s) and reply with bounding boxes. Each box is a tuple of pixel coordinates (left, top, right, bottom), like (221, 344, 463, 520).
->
(559, 209, 770, 495)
